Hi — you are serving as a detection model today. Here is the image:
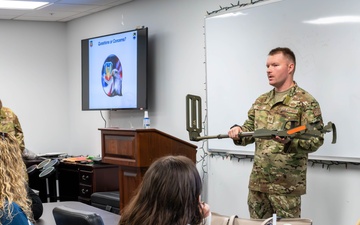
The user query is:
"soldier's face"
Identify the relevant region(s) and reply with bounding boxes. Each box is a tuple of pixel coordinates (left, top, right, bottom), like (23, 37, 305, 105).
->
(266, 53, 294, 90)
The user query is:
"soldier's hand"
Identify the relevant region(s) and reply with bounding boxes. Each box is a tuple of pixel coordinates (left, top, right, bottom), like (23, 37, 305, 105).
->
(273, 135, 291, 144)
(228, 126, 242, 140)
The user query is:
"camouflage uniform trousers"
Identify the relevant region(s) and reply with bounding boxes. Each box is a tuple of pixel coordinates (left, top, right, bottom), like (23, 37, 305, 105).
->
(248, 190, 301, 219)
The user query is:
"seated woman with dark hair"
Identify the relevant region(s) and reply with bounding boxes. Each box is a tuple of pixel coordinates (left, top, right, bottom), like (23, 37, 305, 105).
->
(0, 133, 34, 225)
(119, 155, 211, 225)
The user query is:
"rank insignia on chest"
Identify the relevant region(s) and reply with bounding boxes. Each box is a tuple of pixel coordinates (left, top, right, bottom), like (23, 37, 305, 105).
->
(267, 115, 274, 124)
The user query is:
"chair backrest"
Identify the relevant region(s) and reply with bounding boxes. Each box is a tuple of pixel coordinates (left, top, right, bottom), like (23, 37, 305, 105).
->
(52, 206, 104, 225)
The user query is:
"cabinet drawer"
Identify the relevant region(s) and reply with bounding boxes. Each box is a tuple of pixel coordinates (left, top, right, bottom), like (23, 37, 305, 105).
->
(79, 184, 92, 198)
(79, 170, 93, 185)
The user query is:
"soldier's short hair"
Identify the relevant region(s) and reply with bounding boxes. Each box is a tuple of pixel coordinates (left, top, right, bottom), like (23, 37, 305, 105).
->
(269, 47, 296, 74)
(269, 47, 296, 64)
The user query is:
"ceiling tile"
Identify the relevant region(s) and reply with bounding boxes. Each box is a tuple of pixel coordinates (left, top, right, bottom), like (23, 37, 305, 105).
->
(0, 0, 133, 22)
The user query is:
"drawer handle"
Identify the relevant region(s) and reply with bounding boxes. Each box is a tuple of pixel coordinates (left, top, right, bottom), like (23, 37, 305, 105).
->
(82, 175, 89, 180)
(81, 189, 89, 194)
(124, 172, 137, 177)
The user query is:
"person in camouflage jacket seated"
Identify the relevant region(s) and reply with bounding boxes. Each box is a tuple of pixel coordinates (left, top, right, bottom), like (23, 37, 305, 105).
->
(0, 99, 25, 153)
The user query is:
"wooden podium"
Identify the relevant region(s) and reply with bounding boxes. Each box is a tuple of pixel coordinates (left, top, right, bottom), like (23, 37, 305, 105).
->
(99, 128, 197, 210)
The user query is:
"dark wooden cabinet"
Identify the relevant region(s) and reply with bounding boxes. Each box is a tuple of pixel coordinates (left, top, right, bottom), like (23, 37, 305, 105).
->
(27, 160, 119, 204)
(99, 128, 197, 210)
(58, 162, 119, 204)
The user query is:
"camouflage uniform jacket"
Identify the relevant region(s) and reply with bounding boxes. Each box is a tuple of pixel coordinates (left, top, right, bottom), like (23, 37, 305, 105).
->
(234, 83, 323, 195)
(0, 106, 25, 152)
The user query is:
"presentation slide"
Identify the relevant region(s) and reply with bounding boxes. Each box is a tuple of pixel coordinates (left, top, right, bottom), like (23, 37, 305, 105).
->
(88, 31, 138, 109)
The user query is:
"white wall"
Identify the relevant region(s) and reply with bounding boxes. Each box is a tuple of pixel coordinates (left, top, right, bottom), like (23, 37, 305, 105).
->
(0, 0, 359, 224)
(0, 20, 69, 154)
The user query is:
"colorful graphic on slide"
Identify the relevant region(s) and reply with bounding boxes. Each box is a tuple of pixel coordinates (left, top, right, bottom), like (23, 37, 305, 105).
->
(101, 54, 123, 97)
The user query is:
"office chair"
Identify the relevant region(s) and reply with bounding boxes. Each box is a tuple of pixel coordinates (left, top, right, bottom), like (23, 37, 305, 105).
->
(53, 206, 104, 225)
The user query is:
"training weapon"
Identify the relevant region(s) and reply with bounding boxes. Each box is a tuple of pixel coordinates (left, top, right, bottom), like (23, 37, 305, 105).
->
(186, 94, 337, 143)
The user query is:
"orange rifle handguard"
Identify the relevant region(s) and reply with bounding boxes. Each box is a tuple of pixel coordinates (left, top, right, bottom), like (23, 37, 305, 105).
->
(286, 125, 306, 135)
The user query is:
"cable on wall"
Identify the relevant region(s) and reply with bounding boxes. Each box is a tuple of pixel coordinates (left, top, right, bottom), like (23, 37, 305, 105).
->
(196, 107, 209, 182)
(208, 151, 360, 169)
(206, 0, 268, 16)
(310, 160, 360, 170)
(197, 138, 208, 181)
(100, 110, 107, 128)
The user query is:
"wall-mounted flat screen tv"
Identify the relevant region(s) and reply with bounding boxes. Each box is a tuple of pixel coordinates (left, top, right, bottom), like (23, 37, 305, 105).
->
(81, 27, 148, 110)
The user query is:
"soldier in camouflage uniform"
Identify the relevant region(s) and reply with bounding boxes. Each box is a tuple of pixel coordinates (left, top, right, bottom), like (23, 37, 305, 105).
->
(228, 47, 323, 219)
(0, 99, 25, 152)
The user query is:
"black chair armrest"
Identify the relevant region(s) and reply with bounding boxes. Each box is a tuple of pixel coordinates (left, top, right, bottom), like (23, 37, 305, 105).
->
(52, 205, 104, 225)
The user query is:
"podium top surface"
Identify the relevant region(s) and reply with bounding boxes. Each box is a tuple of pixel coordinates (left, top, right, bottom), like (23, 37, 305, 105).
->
(98, 128, 197, 148)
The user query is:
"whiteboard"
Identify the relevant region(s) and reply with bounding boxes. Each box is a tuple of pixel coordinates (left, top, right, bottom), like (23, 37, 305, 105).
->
(205, 0, 360, 160)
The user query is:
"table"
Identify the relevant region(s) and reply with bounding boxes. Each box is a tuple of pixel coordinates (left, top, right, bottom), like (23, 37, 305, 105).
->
(35, 201, 120, 225)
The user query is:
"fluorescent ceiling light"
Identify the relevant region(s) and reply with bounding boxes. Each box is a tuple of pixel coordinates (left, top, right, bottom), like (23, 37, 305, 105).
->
(0, 1, 49, 10)
(304, 16, 360, 24)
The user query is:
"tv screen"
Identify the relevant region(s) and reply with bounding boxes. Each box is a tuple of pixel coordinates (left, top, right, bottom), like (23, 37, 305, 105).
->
(81, 27, 148, 110)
